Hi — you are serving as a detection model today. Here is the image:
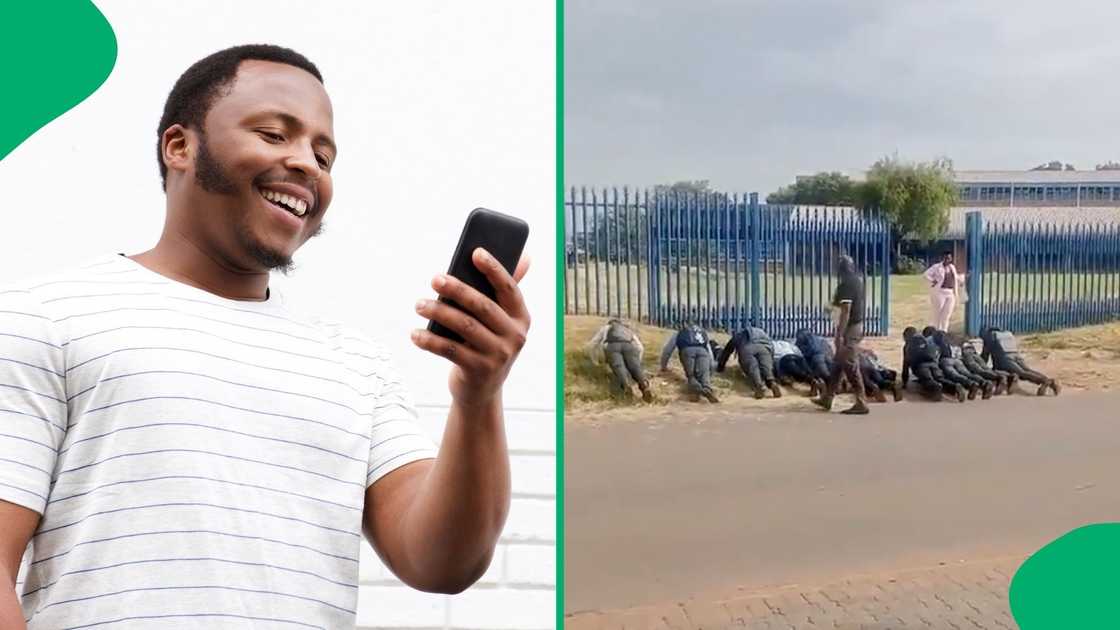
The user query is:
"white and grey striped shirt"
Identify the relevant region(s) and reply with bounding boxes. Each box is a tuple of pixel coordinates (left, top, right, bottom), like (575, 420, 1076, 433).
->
(0, 253, 437, 629)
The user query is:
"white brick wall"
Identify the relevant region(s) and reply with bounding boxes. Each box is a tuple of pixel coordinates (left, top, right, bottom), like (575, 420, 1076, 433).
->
(357, 406, 557, 630)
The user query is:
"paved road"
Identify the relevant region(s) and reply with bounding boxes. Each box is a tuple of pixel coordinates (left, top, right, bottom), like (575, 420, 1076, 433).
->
(565, 391, 1120, 624)
(566, 555, 1022, 629)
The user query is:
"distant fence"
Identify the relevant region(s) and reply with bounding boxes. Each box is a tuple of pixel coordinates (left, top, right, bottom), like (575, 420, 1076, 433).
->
(965, 211, 1120, 335)
(565, 187, 893, 338)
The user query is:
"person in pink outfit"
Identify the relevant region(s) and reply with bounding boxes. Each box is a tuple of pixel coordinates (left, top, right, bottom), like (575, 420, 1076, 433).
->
(924, 251, 962, 331)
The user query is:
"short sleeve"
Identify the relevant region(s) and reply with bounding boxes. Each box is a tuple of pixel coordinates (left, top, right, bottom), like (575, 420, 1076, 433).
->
(364, 351, 438, 487)
(0, 288, 68, 515)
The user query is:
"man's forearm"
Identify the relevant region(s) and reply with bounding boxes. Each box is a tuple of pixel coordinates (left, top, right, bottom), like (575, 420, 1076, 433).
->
(835, 304, 851, 336)
(0, 568, 26, 630)
(398, 396, 510, 593)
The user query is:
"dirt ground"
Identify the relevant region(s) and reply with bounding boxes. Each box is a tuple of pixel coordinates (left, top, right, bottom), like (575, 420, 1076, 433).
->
(566, 313, 1120, 424)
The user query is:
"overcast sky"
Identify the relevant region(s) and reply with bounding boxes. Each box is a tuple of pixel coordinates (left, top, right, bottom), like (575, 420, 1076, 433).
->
(565, 0, 1120, 197)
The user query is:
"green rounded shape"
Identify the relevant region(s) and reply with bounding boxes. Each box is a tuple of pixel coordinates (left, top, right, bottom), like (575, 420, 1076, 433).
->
(0, 0, 117, 161)
(1010, 523, 1120, 628)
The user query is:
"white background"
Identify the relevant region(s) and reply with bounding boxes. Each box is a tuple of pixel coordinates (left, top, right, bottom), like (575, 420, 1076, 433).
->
(0, 1, 556, 628)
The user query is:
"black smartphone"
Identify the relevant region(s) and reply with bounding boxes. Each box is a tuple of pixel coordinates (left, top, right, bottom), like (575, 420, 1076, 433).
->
(428, 208, 530, 343)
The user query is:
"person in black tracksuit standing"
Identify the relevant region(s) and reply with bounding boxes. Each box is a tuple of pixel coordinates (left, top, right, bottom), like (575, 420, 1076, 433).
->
(980, 326, 1060, 396)
(659, 321, 720, 402)
(717, 326, 783, 399)
(960, 340, 1016, 395)
(924, 327, 993, 400)
(901, 326, 967, 402)
(812, 255, 869, 415)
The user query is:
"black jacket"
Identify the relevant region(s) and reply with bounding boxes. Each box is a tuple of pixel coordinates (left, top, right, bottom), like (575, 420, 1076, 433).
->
(795, 331, 833, 361)
(901, 335, 939, 384)
(717, 327, 774, 371)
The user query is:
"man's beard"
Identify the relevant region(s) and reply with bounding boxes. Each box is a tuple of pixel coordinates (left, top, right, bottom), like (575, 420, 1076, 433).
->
(194, 133, 324, 276)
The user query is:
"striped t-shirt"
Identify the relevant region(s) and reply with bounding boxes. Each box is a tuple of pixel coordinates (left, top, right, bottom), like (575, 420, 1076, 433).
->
(0, 253, 438, 629)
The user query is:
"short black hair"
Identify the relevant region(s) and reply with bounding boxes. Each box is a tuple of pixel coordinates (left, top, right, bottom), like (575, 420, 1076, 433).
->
(156, 44, 324, 191)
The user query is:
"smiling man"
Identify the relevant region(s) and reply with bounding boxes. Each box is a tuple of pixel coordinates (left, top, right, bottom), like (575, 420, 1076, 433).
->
(0, 44, 530, 629)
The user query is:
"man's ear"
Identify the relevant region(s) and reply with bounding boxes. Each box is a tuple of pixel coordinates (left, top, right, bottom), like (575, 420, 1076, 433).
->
(161, 124, 193, 177)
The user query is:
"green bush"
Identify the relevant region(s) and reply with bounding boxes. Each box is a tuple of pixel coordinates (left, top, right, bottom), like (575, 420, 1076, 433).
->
(895, 254, 925, 275)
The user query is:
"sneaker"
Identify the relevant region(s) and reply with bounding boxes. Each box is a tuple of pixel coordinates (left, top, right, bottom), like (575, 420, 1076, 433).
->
(1036, 382, 1048, 396)
(967, 385, 979, 400)
(981, 382, 994, 400)
(993, 379, 1005, 396)
(703, 389, 720, 403)
(955, 385, 967, 403)
(753, 388, 765, 400)
(892, 383, 904, 402)
(768, 381, 783, 398)
(841, 403, 870, 415)
(640, 385, 653, 403)
(811, 396, 833, 411)
(1050, 380, 1062, 396)
(1007, 375, 1020, 393)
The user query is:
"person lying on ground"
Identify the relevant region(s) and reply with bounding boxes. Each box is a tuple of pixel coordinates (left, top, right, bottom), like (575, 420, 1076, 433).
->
(773, 339, 823, 396)
(659, 320, 719, 403)
(795, 328, 835, 386)
(858, 348, 903, 402)
(902, 326, 967, 402)
(960, 340, 1016, 395)
(716, 326, 783, 399)
(588, 318, 653, 402)
(924, 327, 993, 400)
(980, 326, 1061, 396)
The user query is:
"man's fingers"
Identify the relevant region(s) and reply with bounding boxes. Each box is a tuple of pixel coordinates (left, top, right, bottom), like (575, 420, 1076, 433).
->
(471, 248, 530, 322)
(513, 255, 531, 283)
(431, 274, 517, 338)
(410, 329, 484, 369)
(416, 299, 500, 353)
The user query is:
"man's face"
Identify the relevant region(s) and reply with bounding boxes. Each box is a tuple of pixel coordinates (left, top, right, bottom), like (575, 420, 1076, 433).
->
(177, 60, 336, 274)
(943, 254, 954, 265)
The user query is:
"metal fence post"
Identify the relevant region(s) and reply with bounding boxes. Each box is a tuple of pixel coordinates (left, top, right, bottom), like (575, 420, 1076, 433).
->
(749, 192, 761, 326)
(965, 211, 983, 336)
(880, 211, 891, 336)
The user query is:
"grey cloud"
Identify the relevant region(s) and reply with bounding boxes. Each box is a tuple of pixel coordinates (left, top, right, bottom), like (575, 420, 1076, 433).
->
(566, 0, 1120, 196)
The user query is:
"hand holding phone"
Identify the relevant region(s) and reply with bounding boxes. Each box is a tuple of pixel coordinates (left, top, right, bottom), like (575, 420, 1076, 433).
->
(412, 208, 531, 406)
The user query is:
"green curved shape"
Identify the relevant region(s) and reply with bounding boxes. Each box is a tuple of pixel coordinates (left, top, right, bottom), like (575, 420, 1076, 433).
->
(0, 0, 117, 161)
(1010, 523, 1120, 628)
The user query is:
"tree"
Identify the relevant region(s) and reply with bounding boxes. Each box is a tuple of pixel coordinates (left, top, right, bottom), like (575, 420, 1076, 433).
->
(857, 156, 957, 266)
(1031, 160, 1075, 171)
(766, 171, 859, 204)
(653, 180, 712, 195)
(1096, 161, 1120, 170)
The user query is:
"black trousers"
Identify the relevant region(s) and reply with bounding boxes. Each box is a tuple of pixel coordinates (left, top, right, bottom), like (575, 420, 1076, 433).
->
(910, 362, 945, 397)
(777, 355, 815, 384)
(939, 359, 986, 389)
(679, 346, 714, 393)
(805, 353, 832, 382)
(604, 341, 647, 392)
(736, 343, 776, 390)
(826, 323, 866, 404)
(995, 354, 1050, 385)
(961, 358, 1008, 386)
(861, 363, 897, 391)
